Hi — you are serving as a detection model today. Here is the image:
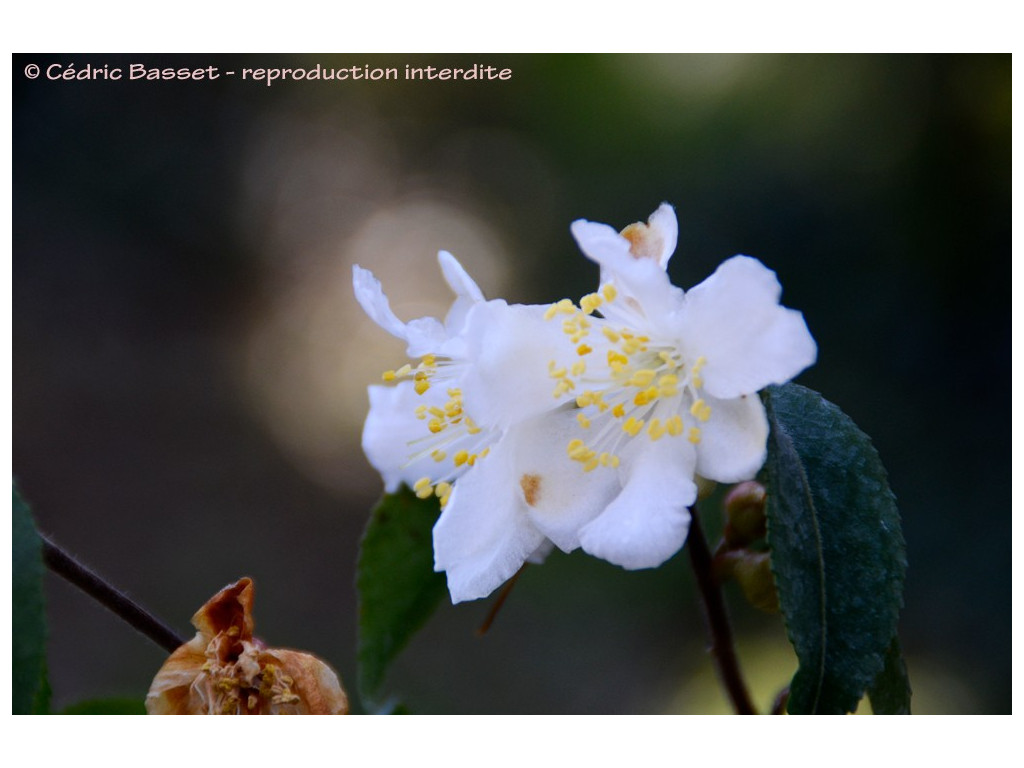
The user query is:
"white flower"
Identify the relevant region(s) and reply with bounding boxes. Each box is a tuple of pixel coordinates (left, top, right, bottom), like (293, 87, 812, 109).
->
(545, 203, 817, 570)
(355, 206, 816, 604)
(355, 251, 583, 602)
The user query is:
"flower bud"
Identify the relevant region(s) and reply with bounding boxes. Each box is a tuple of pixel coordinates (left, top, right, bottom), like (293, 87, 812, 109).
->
(146, 578, 349, 714)
(732, 550, 779, 614)
(722, 480, 767, 548)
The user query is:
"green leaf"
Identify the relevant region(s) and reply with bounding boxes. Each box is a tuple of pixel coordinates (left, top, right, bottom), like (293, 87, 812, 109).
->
(356, 487, 447, 705)
(61, 698, 147, 715)
(763, 383, 907, 714)
(867, 636, 912, 714)
(13, 482, 50, 714)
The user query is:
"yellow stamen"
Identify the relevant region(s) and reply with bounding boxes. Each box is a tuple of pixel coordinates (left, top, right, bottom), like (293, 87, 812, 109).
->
(690, 399, 712, 422)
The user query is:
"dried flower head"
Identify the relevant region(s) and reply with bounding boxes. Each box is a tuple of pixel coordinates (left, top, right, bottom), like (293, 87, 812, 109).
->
(145, 578, 348, 714)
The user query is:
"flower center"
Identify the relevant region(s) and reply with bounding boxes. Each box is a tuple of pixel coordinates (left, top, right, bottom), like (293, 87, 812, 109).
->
(379, 354, 493, 508)
(545, 285, 712, 472)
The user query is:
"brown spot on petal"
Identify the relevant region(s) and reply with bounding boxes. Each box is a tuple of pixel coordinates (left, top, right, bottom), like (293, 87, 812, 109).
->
(520, 474, 541, 507)
(620, 222, 664, 261)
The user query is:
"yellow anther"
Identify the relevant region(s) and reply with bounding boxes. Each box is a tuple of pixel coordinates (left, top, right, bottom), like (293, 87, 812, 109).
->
(583, 456, 600, 472)
(622, 337, 646, 355)
(447, 387, 462, 398)
(465, 418, 482, 435)
(414, 379, 430, 395)
(562, 319, 578, 335)
(467, 453, 478, 466)
(395, 364, 412, 377)
(629, 369, 657, 387)
(666, 415, 684, 436)
(453, 450, 469, 467)
(622, 417, 645, 437)
(602, 327, 621, 343)
(571, 361, 586, 377)
(478, 447, 490, 459)
(576, 391, 594, 407)
(420, 354, 436, 368)
(553, 379, 575, 397)
(382, 370, 397, 382)
(647, 418, 666, 441)
(434, 482, 451, 499)
(444, 402, 462, 418)
(577, 343, 593, 356)
(608, 350, 629, 368)
(431, 449, 447, 462)
(602, 283, 618, 302)
(690, 399, 712, 422)
(567, 438, 586, 456)
(688, 427, 702, 444)
(415, 404, 427, 419)
(577, 411, 591, 428)
(428, 406, 445, 418)
(580, 293, 603, 315)
(549, 366, 567, 379)
(544, 299, 577, 320)
(427, 418, 444, 434)
(414, 477, 433, 499)
(611, 402, 626, 419)
(633, 386, 659, 407)
(658, 351, 675, 366)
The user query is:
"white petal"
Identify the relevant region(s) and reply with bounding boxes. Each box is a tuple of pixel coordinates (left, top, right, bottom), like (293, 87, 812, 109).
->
(508, 410, 620, 553)
(352, 265, 409, 342)
(694, 393, 769, 483)
(361, 383, 439, 493)
(570, 220, 682, 330)
(579, 439, 697, 570)
(438, 250, 485, 335)
(403, 317, 448, 358)
(637, 202, 678, 269)
(433, 436, 545, 603)
(680, 256, 817, 399)
(458, 301, 576, 429)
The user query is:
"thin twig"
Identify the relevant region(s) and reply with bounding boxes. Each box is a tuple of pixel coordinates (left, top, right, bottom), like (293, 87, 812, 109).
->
(476, 564, 526, 637)
(41, 534, 186, 653)
(686, 506, 758, 715)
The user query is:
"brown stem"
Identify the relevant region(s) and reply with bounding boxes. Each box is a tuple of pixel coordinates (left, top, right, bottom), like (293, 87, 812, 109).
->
(41, 534, 186, 653)
(476, 564, 526, 637)
(686, 505, 757, 715)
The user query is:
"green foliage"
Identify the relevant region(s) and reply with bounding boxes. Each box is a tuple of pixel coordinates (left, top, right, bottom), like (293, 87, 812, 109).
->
(13, 483, 50, 714)
(867, 636, 912, 715)
(61, 698, 147, 715)
(356, 488, 447, 707)
(763, 384, 908, 714)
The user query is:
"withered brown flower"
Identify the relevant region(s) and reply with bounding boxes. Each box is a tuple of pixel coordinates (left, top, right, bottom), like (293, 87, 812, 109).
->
(146, 577, 348, 714)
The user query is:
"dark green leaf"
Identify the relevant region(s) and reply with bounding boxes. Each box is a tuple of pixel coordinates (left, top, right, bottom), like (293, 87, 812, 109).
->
(356, 487, 447, 705)
(867, 636, 912, 714)
(763, 383, 907, 715)
(61, 698, 147, 715)
(13, 482, 50, 714)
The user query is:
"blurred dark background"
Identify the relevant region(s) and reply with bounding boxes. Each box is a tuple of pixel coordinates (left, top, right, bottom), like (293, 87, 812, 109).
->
(12, 53, 1010, 713)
